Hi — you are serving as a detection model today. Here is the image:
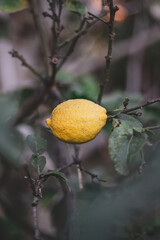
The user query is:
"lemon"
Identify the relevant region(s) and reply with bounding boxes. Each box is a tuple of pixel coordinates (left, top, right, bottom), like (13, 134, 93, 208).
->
(46, 99, 107, 143)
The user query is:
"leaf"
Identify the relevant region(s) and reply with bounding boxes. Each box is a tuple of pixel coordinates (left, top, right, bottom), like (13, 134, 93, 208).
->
(118, 114, 143, 134)
(109, 126, 131, 175)
(30, 154, 46, 173)
(43, 170, 70, 191)
(127, 130, 148, 169)
(65, 1, 85, 15)
(26, 135, 47, 155)
(0, 0, 28, 13)
(144, 129, 158, 143)
(109, 123, 147, 175)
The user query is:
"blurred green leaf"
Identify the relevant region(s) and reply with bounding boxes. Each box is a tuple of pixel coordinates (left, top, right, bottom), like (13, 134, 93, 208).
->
(43, 170, 70, 191)
(65, 0, 85, 15)
(144, 129, 158, 144)
(109, 115, 147, 175)
(0, 0, 28, 13)
(0, 95, 21, 165)
(26, 135, 47, 155)
(30, 154, 46, 173)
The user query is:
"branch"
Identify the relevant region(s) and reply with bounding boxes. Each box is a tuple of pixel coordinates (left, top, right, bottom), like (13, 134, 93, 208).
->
(58, 10, 109, 49)
(88, 11, 109, 25)
(57, 16, 87, 70)
(25, 167, 42, 240)
(9, 49, 44, 82)
(144, 125, 160, 131)
(97, 1, 119, 104)
(28, 0, 49, 77)
(121, 97, 160, 114)
(109, 97, 160, 119)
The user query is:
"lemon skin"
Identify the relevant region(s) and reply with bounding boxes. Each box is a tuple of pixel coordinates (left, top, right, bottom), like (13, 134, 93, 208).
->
(46, 99, 107, 144)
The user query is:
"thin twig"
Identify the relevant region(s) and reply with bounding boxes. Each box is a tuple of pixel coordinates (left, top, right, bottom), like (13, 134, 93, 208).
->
(88, 11, 109, 25)
(108, 97, 160, 119)
(9, 50, 44, 82)
(145, 125, 160, 131)
(78, 166, 107, 183)
(25, 166, 42, 240)
(97, 1, 119, 104)
(58, 10, 109, 49)
(57, 16, 87, 70)
(28, 0, 49, 77)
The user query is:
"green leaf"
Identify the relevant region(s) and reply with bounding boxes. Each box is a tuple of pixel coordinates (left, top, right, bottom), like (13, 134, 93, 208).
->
(30, 154, 46, 173)
(26, 135, 47, 155)
(109, 126, 131, 175)
(0, 0, 28, 13)
(65, 1, 85, 15)
(43, 170, 70, 191)
(127, 130, 148, 169)
(118, 114, 143, 134)
(144, 129, 158, 143)
(109, 121, 147, 175)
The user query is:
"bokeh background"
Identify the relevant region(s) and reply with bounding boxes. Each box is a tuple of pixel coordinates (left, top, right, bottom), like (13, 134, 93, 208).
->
(0, 0, 160, 239)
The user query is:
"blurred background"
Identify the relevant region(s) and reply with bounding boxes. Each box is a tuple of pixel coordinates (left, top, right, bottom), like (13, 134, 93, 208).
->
(0, 0, 160, 239)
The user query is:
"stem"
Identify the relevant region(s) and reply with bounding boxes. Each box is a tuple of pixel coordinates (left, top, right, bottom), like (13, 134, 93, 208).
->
(32, 194, 40, 240)
(108, 97, 160, 119)
(97, 1, 119, 104)
(145, 125, 160, 131)
(58, 11, 109, 49)
(9, 50, 44, 82)
(28, 0, 49, 77)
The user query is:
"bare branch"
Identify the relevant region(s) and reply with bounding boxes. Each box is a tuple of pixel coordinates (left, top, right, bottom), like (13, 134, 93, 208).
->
(9, 49, 44, 82)
(28, 0, 49, 77)
(97, 1, 119, 104)
(109, 97, 160, 119)
(58, 11, 109, 49)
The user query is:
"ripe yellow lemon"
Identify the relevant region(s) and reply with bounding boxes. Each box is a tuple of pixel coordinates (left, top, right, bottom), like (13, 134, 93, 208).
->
(46, 99, 107, 143)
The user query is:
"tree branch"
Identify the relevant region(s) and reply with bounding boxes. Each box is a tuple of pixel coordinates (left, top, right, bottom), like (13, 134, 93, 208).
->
(9, 49, 45, 82)
(58, 11, 109, 49)
(28, 0, 49, 77)
(109, 97, 160, 119)
(97, 1, 119, 104)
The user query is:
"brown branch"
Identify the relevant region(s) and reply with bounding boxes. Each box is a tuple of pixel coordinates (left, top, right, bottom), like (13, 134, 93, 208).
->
(9, 49, 45, 82)
(88, 11, 109, 25)
(97, 1, 119, 104)
(57, 16, 87, 70)
(58, 10, 109, 49)
(28, 0, 49, 77)
(108, 97, 160, 119)
(25, 166, 42, 240)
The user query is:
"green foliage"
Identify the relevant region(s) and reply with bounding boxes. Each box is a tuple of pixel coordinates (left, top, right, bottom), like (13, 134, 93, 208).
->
(0, 217, 26, 240)
(30, 154, 46, 173)
(65, 0, 85, 15)
(26, 135, 47, 155)
(57, 71, 99, 100)
(0, 0, 28, 13)
(0, 95, 22, 165)
(109, 114, 148, 175)
(27, 135, 47, 174)
(42, 170, 70, 191)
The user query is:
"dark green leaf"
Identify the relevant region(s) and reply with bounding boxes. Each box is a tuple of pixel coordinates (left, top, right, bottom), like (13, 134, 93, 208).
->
(30, 154, 46, 173)
(127, 130, 148, 169)
(144, 129, 158, 143)
(26, 135, 47, 155)
(109, 123, 147, 175)
(109, 126, 131, 175)
(65, 1, 85, 15)
(118, 114, 143, 134)
(43, 170, 70, 191)
(0, 0, 28, 13)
